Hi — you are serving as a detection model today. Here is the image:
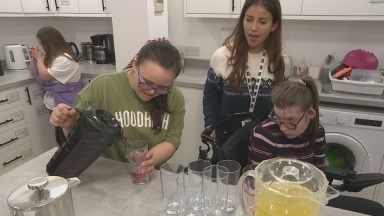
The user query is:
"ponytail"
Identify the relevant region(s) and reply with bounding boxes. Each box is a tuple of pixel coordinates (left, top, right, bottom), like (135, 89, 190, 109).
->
(271, 75, 320, 144)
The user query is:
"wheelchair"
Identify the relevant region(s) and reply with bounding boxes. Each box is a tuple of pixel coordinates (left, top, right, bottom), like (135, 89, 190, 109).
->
(198, 112, 384, 216)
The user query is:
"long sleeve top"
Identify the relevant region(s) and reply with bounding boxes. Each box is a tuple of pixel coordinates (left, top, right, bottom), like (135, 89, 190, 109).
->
(248, 118, 326, 170)
(203, 45, 291, 143)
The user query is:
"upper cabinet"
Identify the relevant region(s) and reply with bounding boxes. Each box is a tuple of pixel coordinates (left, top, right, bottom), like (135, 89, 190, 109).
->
(78, 0, 110, 14)
(0, 0, 111, 16)
(0, 0, 23, 13)
(184, 0, 242, 17)
(184, 0, 384, 20)
(280, 0, 302, 15)
(20, 0, 79, 14)
(302, 0, 384, 16)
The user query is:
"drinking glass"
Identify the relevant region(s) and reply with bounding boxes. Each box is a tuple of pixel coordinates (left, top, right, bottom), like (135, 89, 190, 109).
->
(160, 162, 185, 215)
(126, 140, 148, 184)
(188, 159, 211, 213)
(203, 165, 229, 216)
(177, 173, 203, 216)
(217, 160, 241, 213)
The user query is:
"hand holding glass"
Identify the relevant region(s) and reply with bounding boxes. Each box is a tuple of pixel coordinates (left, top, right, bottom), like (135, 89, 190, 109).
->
(127, 140, 149, 184)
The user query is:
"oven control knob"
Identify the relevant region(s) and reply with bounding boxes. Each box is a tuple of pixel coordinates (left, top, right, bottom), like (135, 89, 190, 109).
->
(336, 116, 347, 125)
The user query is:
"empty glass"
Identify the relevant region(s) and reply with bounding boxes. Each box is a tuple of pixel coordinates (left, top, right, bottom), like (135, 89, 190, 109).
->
(188, 159, 211, 214)
(160, 162, 185, 215)
(126, 140, 149, 184)
(177, 173, 203, 216)
(203, 165, 229, 216)
(217, 160, 241, 213)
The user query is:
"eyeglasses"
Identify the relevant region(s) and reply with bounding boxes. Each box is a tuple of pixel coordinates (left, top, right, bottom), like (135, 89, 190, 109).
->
(270, 112, 306, 130)
(136, 67, 172, 95)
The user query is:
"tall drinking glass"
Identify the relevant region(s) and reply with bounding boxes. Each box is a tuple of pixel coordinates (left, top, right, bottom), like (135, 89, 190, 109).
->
(203, 165, 229, 216)
(126, 140, 148, 184)
(160, 162, 185, 215)
(177, 173, 203, 216)
(217, 160, 241, 213)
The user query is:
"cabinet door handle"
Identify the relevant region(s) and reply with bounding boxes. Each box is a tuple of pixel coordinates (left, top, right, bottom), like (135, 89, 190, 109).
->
(0, 137, 18, 147)
(102, 0, 106, 11)
(46, 0, 51, 11)
(3, 155, 22, 167)
(0, 99, 8, 104)
(54, 0, 60, 11)
(25, 87, 32, 106)
(0, 119, 13, 126)
(232, 0, 235, 12)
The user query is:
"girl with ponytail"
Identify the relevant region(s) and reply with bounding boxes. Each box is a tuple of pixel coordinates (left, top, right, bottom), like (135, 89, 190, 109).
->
(248, 76, 325, 169)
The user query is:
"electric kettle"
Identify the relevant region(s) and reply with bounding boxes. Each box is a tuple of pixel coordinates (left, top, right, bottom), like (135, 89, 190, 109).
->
(5, 44, 30, 70)
(239, 158, 339, 216)
(7, 176, 81, 216)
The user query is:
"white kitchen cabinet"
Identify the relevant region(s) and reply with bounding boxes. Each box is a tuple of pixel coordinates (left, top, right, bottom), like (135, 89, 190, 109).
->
(20, 0, 79, 14)
(0, 83, 55, 175)
(280, 0, 302, 15)
(184, 0, 242, 18)
(302, 0, 384, 16)
(0, 0, 23, 13)
(24, 83, 55, 153)
(169, 86, 204, 165)
(78, 0, 110, 14)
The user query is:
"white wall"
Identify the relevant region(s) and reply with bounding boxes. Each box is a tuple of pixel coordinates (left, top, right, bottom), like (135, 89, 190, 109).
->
(168, 0, 384, 69)
(112, 0, 169, 71)
(0, 17, 113, 60)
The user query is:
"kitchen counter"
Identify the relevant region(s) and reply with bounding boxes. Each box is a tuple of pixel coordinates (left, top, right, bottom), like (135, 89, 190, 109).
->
(1, 60, 383, 109)
(0, 148, 367, 216)
(0, 61, 116, 91)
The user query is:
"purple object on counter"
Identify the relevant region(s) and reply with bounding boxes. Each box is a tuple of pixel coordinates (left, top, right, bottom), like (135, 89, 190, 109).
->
(342, 49, 378, 70)
(32, 59, 82, 107)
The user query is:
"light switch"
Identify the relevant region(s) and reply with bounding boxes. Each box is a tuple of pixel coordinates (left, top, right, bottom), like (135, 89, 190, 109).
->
(154, 0, 164, 13)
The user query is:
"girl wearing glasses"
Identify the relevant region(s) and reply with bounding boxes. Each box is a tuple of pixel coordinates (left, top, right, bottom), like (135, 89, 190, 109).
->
(248, 76, 326, 169)
(50, 39, 185, 178)
(203, 0, 291, 148)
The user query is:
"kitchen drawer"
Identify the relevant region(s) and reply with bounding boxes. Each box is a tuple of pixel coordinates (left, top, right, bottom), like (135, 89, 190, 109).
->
(0, 106, 28, 133)
(0, 126, 30, 153)
(0, 141, 32, 175)
(0, 88, 24, 112)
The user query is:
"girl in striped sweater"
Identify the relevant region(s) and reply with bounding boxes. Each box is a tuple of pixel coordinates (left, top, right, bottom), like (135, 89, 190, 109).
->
(248, 76, 325, 170)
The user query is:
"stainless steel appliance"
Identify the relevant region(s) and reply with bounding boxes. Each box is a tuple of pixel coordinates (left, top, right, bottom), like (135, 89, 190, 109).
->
(5, 44, 30, 70)
(90, 34, 115, 64)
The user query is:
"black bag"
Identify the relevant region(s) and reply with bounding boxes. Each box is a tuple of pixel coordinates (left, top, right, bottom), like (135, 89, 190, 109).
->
(46, 107, 124, 178)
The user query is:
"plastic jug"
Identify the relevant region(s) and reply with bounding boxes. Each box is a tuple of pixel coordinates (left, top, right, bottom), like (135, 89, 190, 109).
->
(238, 158, 338, 216)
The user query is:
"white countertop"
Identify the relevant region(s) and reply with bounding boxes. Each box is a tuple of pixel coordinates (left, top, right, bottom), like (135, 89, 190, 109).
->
(1, 61, 383, 108)
(0, 148, 367, 216)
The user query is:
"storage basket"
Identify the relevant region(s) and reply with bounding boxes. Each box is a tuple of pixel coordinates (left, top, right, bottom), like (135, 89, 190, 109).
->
(329, 70, 384, 95)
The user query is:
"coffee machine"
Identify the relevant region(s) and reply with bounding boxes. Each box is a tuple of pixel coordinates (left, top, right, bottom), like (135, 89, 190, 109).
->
(90, 34, 115, 64)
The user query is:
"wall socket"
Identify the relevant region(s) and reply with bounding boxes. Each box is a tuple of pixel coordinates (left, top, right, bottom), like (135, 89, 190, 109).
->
(175, 45, 200, 57)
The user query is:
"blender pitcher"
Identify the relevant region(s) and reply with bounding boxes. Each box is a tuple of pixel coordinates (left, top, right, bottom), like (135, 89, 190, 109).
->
(238, 158, 338, 216)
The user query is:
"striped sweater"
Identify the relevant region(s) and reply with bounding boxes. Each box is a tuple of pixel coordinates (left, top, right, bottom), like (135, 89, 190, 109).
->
(248, 118, 326, 169)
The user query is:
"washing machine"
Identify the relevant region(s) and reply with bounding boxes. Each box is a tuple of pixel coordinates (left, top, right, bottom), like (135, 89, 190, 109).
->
(319, 103, 384, 204)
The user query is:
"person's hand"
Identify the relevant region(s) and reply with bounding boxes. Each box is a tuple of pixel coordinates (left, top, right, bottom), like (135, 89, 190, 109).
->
(50, 103, 78, 130)
(140, 151, 155, 178)
(28, 45, 43, 60)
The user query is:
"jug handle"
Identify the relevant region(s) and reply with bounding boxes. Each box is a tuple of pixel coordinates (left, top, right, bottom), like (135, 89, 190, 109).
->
(238, 170, 256, 216)
(22, 44, 31, 62)
(68, 177, 81, 189)
(326, 185, 339, 202)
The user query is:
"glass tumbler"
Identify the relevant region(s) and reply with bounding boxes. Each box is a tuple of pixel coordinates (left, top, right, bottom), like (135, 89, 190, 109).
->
(160, 162, 185, 215)
(217, 160, 241, 213)
(127, 140, 149, 184)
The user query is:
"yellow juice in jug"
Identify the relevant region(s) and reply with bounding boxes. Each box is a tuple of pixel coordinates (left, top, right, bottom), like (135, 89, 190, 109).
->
(254, 181, 320, 216)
